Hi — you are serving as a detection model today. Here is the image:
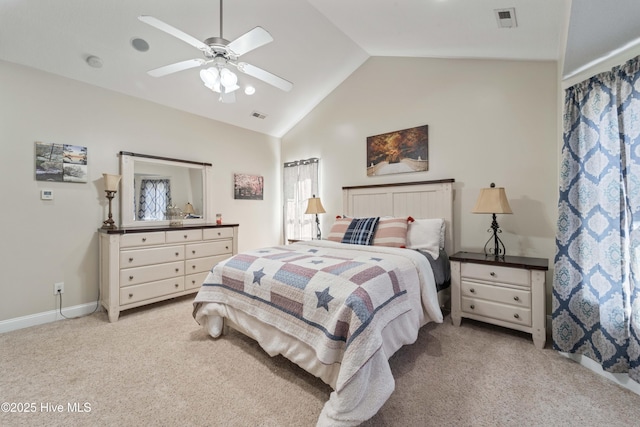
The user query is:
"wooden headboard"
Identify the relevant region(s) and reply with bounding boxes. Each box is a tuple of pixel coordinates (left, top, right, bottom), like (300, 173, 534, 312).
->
(342, 179, 455, 254)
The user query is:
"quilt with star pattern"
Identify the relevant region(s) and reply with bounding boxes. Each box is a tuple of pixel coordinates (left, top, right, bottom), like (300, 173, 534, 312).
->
(193, 239, 440, 392)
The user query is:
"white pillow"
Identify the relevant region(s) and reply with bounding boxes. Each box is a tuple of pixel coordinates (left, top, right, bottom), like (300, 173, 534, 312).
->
(406, 218, 445, 258)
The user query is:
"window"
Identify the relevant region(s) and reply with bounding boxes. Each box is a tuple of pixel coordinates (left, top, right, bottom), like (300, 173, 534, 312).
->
(283, 158, 319, 241)
(137, 178, 172, 220)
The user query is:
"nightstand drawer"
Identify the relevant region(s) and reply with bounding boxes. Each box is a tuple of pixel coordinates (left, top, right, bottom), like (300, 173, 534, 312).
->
(461, 297, 532, 326)
(462, 263, 529, 287)
(461, 280, 531, 308)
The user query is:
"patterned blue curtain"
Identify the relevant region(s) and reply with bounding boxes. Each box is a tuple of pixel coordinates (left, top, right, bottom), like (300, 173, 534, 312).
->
(554, 55, 640, 383)
(137, 179, 172, 220)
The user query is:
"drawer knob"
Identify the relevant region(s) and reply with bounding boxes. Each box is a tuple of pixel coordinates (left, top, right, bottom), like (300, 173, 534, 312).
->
(129, 257, 133, 262)
(490, 272, 496, 277)
(225, 246, 229, 250)
(470, 304, 475, 310)
(175, 268, 179, 272)
(192, 265, 196, 269)
(175, 252, 179, 256)
(192, 250, 196, 254)
(128, 293, 133, 298)
(514, 296, 520, 301)
(129, 275, 133, 280)
(218, 232, 221, 236)
(175, 283, 179, 288)
(470, 288, 475, 293)
(514, 313, 520, 319)
(142, 238, 147, 242)
(184, 235, 188, 239)
(192, 280, 196, 284)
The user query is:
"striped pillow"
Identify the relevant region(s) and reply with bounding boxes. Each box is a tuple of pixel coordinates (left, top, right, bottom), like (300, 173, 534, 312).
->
(327, 217, 352, 242)
(372, 217, 409, 248)
(342, 217, 379, 245)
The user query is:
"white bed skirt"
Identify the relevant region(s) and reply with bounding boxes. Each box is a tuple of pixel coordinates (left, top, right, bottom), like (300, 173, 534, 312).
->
(195, 299, 442, 426)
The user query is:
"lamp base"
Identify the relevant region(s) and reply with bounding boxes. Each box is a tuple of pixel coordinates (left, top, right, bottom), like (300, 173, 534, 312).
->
(102, 190, 117, 230)
(101, 220, 117, 230)
(315, 214, 321, 240)
(483, 213, 506, 258)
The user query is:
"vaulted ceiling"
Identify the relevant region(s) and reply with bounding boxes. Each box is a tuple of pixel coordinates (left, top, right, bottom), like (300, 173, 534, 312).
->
(1, 0, 639, 137)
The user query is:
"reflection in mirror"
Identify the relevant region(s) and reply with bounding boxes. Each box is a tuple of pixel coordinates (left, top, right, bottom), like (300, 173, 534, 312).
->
(119, 152, 212, 228)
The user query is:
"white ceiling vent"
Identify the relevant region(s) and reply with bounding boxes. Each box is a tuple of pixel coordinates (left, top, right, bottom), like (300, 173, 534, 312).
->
(251, 111, 267, 119)
(494, 8, 517, 29)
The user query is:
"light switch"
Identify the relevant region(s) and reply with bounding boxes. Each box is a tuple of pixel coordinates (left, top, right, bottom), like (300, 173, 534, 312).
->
(41, 189, 54, 200)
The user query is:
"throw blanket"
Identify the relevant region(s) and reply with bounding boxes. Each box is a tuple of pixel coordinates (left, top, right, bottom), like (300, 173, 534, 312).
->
(193, 240, 442, 393)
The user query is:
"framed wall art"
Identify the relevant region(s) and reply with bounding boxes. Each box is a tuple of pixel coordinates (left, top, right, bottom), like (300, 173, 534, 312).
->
(234, 173, 264, 200)
(35, 141, 88, 183)
(366, 124, 428, 177)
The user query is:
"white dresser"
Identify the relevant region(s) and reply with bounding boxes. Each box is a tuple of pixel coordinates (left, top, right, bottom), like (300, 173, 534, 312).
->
(449, 251, 548, 349)
(99, 224, 238, 322)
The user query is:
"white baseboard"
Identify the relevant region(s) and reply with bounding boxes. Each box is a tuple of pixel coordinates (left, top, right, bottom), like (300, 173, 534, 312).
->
(0, 301, 100, 334)
(559, 352, 640, 396)
(547, 315, 640, 395)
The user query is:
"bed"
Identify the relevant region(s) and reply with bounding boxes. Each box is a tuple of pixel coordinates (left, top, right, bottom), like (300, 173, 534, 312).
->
(193, 179, 454, 426)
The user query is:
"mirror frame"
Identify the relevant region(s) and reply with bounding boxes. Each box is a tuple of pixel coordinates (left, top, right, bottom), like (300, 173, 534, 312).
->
(119, 151, 213, 228)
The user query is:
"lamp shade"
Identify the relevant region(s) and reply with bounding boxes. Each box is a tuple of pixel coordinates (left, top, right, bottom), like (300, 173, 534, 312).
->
(183, 202, 195, 215)
(103, 174, 121, 192)
(472, 185, 512, 214)
(305, 196, 326, 215)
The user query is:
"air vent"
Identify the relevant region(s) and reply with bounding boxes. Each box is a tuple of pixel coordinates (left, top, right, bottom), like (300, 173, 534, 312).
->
(494, 8, 517, 28)
(251, 111, 267, 119)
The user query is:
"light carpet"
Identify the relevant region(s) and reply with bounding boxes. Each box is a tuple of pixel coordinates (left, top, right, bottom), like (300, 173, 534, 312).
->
(1, 296, 638, 426)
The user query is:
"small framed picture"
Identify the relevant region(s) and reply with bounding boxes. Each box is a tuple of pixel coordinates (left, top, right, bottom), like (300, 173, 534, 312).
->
(234, 173, 264, 200)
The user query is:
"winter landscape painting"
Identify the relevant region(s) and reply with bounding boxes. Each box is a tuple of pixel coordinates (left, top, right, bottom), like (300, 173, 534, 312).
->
(233, 173, 264, 200)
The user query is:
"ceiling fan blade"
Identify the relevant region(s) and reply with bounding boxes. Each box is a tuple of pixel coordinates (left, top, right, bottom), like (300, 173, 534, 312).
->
(236, 62, 293, 92)
(147, 59, 206, 77)
(138, 15, 210, 53)
(227, 27, 273, 56)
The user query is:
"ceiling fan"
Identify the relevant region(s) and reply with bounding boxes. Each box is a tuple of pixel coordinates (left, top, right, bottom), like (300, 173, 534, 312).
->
(138, 0, 293, 103)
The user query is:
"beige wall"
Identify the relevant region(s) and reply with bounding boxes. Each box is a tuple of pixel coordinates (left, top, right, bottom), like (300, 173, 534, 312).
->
(0, 60, 281, 323)
(282, 56, 558, 303)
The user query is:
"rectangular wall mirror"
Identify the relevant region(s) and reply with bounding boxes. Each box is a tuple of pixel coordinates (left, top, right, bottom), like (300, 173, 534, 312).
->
(119, 152, 213, 228)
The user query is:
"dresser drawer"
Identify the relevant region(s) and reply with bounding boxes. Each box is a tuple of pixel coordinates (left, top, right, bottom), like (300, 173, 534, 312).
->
(186, 254, 230, 274)
(461, 280, 531, 308)
(461, 296, 532, 326)
(120, 245, 184, 268)
(186, 240, 232, 259)
(120, 277, 185, 305)
(203, 227, 234, 240)
(185, 271, 209, 290)
(120, 232, 165, 248)
(166, 229, 203, 243)
(461, 263, 529, 287)
(120, 261, 183, 286)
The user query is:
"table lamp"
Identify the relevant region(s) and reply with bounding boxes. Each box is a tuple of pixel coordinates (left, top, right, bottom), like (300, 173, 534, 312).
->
(472, 183, 512, 257)
(305, 195, 326, 240)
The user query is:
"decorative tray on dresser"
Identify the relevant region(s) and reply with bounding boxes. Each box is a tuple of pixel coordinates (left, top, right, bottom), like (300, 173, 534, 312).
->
(98, 224, 238, 322)
(449, 251, 548, 348)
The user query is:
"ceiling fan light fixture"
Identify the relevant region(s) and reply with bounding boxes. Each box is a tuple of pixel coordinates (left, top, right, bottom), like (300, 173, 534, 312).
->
(200, 67, 218, 89)
(220, 68, 239, 92)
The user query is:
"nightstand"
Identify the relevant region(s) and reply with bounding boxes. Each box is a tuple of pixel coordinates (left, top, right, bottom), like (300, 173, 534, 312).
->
(449, 251, 548, 349)
(287, 238, 311, 244)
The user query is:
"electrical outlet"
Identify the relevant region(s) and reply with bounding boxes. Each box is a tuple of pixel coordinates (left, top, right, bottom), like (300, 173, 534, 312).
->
(54, 282, 64, 295)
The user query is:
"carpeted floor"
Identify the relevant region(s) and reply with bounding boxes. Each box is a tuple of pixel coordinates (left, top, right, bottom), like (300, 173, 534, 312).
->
(1, 296, 638, 426)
